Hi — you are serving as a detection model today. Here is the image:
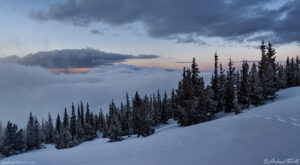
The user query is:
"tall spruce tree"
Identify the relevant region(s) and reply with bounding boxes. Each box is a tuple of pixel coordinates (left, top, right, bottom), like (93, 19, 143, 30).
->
(295, 55, 300, 85)
(70, 104, 77, 141)
(259, 41, 277, 99)
(233, 86, 240, 115)
(63, 108, 69, 129)
(276, 64, 287, 89)
(33, 116, 41, 149)
(1, 122, 25, 157)
(80, 101, 85, 128)
(131, 92, 153, 137)
(160, 91, 169, 124)
(239, 60, 250, 108)
(224, 58, 235, 112)
(249, 63, 264, 106)
(218, 63, 226, 111)
(26, 112, 35, 150)
(170, 89, 178, 119)
(45, 113, 54, 143)
(108, 101, 122, 142)
(212, 52, 220, 110)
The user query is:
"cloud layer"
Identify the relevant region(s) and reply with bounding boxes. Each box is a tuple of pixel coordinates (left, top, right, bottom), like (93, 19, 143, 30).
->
(0, 63, 213, 126)
(29, 0, 300, 44)
(0, 48, 158, 68)
(0, 63, 179, 126)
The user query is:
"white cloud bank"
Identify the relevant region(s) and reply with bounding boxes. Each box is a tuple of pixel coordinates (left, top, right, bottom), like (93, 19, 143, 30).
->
(0, 63, 179, 126)
(0, 63, 212, 126)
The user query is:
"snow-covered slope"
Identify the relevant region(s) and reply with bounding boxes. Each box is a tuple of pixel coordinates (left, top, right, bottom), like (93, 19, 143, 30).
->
(2, 87, 300, 165)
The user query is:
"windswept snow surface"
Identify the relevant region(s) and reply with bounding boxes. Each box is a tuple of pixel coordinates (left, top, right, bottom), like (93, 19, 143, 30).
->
(2, 87, 300, 165)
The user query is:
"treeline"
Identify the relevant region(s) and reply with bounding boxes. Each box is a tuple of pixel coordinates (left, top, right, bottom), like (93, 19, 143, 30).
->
(173, 41, 300, 127)
(0, 91, 173, 158)
(1, 41, 300, 158)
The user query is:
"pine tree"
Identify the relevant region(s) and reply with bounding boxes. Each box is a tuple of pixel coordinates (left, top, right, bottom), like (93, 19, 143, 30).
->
(45, 113, 54, 143)
(124, 92, 131, 135)
(249, 63, 264, 106)
(41, 118, 46, 143)
(160, 91, 169, 124)
(212, 52, 220, 110)
(55, 109, 72, 149)
(98, 109, 105, 132)
(58, 127, 72, 149)
(26, 112, 35, 150)
(86, 103, 90, 125)
(291, 57, 296, 86)
(218, 63, 226, 111)
(63, 108, 69, 129)
(54, 114, 62, 148)
(55, 114, 61, 133)
(85, 112, 97, 140)
(259, 41, 277, 99)
(203, 86, 216, 118)
(191, 57, 199, 86)
(239, 60, 250, 108)
(296, 55, 300, 85)
(152, 92, 161, 126)
(175, 58, 209, 126)
(131, 92, 154, 137)
(131, 92, 141, 136)
(80, 101, 85, 128)
(170, 89, 178, 119)
(224, 58, 235, 112)
(102, 115, 109, 138)
(276, 64, 287, 89)
(76, 105, 85, 142)
(70, 103, 77, 141)
(233, 86, 240, 115)
(108, 102, 123, 142)
(33, 116, 41, 149)
(89, 112, 97, 136)
(119, 102, 126, 135)
(286, 56, 292, 87)
(2, 122, 25, 157)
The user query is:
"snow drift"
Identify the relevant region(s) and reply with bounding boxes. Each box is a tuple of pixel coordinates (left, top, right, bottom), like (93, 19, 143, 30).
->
(2, 87, 300, 165)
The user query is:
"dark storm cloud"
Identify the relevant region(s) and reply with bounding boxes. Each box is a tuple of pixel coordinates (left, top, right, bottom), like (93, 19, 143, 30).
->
(171, 35, 207, 45)
(29, 0, 300, 44)
(0, 48, 159, 68)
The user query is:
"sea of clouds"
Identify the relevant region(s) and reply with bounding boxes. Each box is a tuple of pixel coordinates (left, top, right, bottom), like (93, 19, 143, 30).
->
(0, 62, 213, 126)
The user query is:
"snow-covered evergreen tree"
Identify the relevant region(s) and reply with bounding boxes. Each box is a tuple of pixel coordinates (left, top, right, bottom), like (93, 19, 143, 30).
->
(212, 52, 221, 110)
(45, 113, 54, 144)
(259, 41, 277, 99)
(233, 86, 240, 115)
(224, 58, 235, 112)
(33, 116, 41, 149)
(26, 112, 35, 151)
(276, 64, 287, 89)
(218, 63, 226, 111)
(108, 101, 122, 142)
(70, 103, 77, 141)
(239, 60, 250, 108)
(249, 63, 264, 106)
(1, 122, 25, 157)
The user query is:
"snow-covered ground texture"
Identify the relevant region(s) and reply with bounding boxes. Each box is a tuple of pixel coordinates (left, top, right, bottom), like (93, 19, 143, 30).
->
(2, 87, 300, 165)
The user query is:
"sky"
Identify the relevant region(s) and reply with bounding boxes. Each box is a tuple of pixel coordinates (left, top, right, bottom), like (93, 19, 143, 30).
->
(1, 0, 300, 126)
(0, 0, 300, 70)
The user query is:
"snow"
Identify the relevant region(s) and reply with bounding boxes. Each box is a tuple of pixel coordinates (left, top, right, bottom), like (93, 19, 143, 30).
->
(2, 87, 300, 165)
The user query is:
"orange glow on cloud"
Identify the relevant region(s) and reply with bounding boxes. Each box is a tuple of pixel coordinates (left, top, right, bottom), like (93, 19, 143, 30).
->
(49, 68, 92, 73)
